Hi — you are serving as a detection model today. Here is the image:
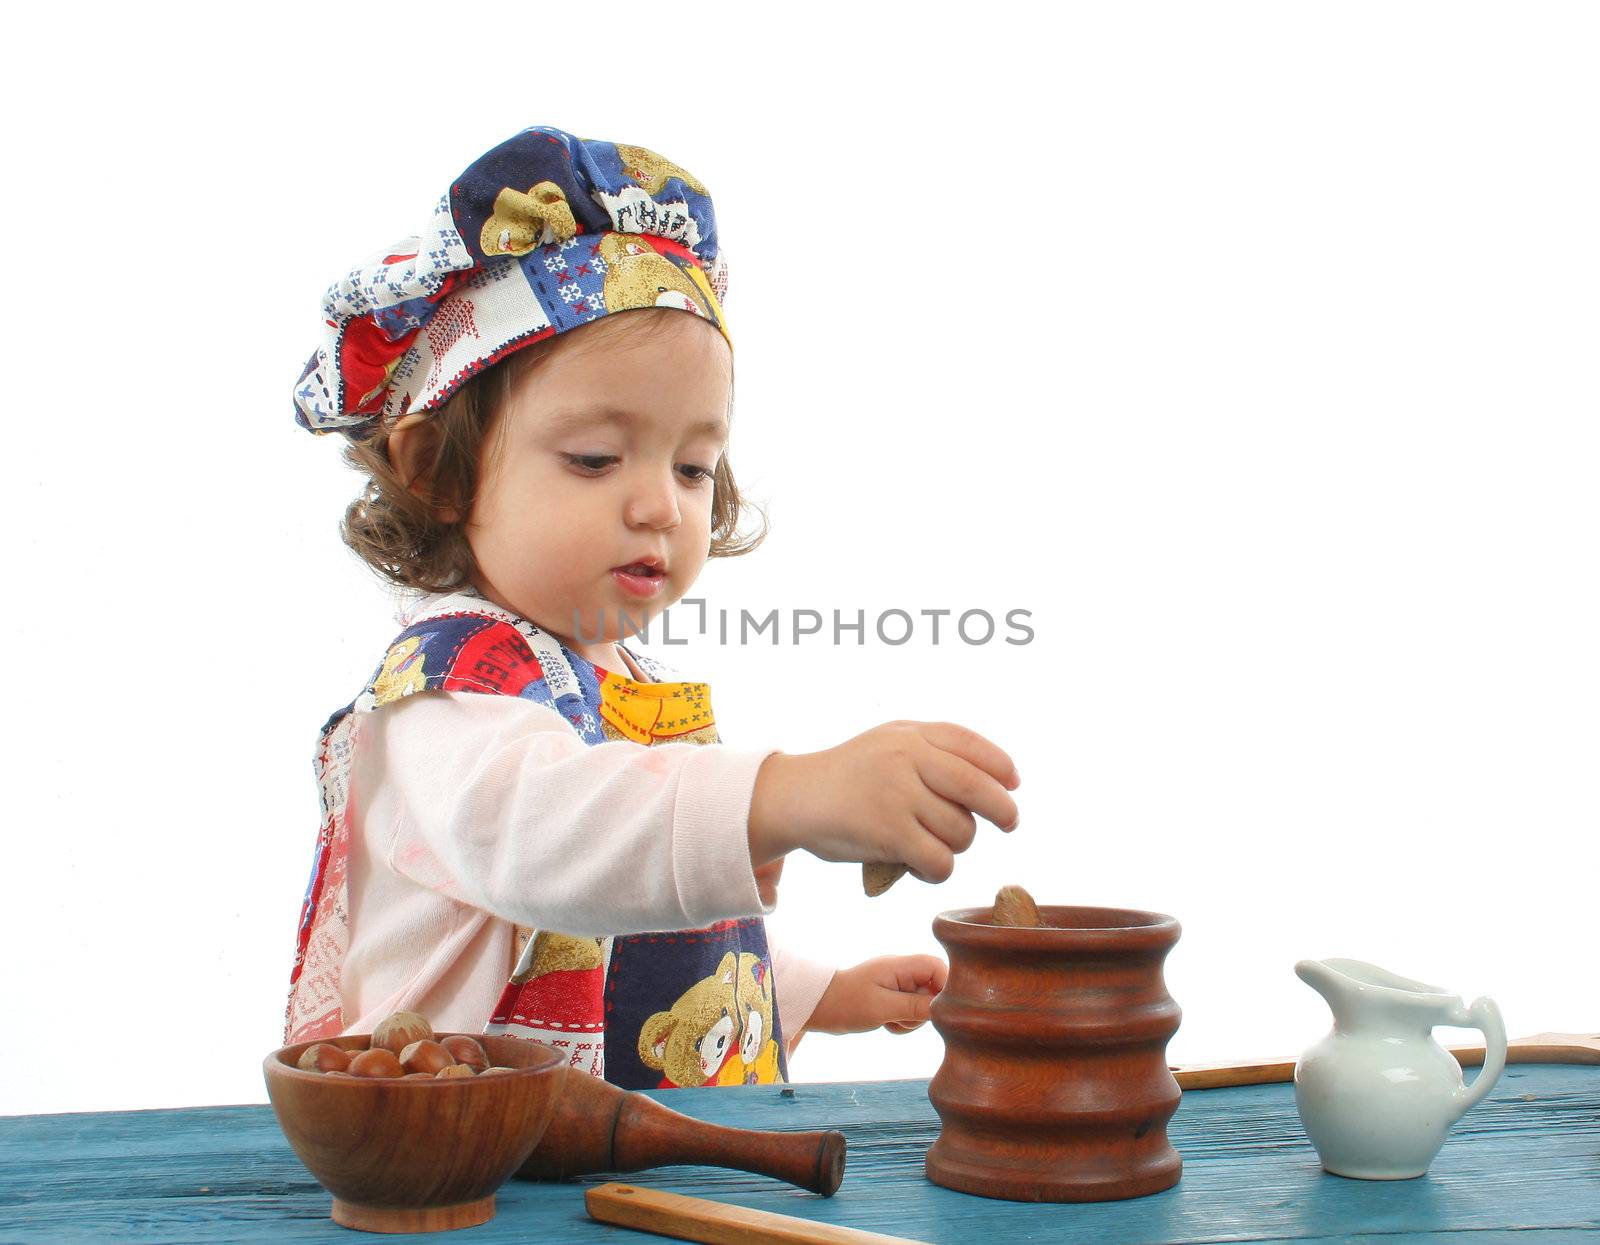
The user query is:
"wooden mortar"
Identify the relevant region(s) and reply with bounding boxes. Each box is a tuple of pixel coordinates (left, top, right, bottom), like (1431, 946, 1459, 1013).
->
(925, 904, 1184, 1202)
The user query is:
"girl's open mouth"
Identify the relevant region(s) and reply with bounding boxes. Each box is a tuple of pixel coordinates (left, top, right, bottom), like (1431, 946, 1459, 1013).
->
(611, 563, 666, 598)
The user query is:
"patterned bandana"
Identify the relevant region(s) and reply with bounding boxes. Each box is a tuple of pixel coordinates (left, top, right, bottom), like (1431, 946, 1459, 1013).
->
(291, 125, 731, 442)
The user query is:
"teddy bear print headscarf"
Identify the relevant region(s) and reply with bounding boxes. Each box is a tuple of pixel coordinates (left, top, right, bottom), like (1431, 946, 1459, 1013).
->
(292, 125, 731, 442)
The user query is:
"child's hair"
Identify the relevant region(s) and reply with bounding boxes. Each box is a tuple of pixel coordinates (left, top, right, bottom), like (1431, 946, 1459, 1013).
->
(339, 309, 767, 594)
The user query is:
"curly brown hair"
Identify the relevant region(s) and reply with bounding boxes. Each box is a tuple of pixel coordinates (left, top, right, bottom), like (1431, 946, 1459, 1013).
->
(338, 309, 767, 594)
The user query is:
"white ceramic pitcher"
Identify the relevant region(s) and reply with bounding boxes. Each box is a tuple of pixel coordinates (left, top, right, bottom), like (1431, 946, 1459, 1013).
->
(1293, 958, 1507, 1179)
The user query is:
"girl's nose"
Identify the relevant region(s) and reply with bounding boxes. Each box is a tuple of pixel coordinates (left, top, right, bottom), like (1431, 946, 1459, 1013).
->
(624, 469, 681, 531)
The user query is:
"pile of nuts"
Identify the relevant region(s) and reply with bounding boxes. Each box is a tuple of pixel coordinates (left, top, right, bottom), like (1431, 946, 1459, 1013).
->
(294, 1011, 518, 1080)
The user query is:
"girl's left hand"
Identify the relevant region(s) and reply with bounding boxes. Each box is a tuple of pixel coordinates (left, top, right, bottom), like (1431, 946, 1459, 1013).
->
(805, 955, 949, 1036)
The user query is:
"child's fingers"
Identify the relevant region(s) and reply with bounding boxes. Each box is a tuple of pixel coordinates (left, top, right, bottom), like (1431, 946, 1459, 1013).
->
(879, 985, 936, 1030)
(864, 957, 948, 1033)
(914, 793, 977, 854)
(887, 954, 948, 994)
(915, 747, 1021, 831)
(902, 828, 957, 885)
(918, 722, 1020, 790)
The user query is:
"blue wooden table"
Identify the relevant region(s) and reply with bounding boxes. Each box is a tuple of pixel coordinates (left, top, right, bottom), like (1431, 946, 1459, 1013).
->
(2, 1065, 1596, 1243)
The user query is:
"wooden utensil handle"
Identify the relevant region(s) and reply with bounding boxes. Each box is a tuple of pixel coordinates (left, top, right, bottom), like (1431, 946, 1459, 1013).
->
(518, 1068, 846, 1193)
(615, 1095, 846, 1196)
(586, 1183, 922, 1245)
(1173, 1031, 1600, 1091)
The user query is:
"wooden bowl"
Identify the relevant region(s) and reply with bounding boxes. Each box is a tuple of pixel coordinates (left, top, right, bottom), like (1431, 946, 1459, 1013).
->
(264, 1033, 565, 1233)
(926, 905, 1183, 1202)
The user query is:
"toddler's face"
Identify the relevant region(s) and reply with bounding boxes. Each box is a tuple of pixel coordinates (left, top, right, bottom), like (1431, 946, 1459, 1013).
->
(466, 310, 731, 668)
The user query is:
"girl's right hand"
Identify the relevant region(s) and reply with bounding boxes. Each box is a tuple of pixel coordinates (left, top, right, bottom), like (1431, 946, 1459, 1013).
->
(747, 721, 1021, 884)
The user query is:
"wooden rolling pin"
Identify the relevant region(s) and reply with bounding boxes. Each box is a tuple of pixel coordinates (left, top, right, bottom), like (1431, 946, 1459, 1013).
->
(588, 1184, 922, 1245)
(1173, 1031, 1600, 1090)
(517, 1067, 846, 1196)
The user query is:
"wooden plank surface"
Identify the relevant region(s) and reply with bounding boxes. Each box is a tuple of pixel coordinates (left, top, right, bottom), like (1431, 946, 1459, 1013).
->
(1, 1066, 1597, 1243)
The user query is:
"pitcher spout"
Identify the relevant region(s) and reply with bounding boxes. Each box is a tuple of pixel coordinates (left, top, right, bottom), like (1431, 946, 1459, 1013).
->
(1295, 958, 1359, 1020)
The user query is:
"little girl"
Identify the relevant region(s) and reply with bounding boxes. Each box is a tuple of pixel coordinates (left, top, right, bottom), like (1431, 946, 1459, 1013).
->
(284, 125, 1020, 1090)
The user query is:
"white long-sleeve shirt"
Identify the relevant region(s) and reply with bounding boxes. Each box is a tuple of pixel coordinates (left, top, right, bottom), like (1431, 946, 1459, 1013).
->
(339, 687, 837, 1052)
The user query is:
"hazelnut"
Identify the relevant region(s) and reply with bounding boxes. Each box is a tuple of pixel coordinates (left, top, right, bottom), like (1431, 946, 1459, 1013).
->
(435, 1064, 476, 1079)
(372, 1011, 434, 1055)
(399, 1039, 457, 1075)
(296, 1043, 353, 1074)
(349, 1048, 406, 1078)
(993, 884, 1043, 928)
(441, 1035, 490, 1072)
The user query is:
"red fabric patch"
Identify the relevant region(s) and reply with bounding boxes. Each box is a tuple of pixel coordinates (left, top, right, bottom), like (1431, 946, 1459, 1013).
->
(443, 622, 544, 697)
(636, 234, 695, 266)
(492, 966, 605, 1030)
(337, 271, 468, 414)
(339, 317, 418, 414)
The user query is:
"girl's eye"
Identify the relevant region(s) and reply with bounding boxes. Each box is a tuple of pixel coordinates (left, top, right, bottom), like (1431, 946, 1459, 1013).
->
(563, 454, 713, 482)
(563, 453, 618, 474)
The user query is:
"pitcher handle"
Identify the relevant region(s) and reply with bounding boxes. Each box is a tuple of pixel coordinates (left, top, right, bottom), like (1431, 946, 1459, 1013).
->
(1452, 995, 1507, 1117)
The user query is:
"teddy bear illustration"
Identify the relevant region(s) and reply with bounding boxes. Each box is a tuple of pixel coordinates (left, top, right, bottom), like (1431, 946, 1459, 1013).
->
(715, 953, 783, 1085)
(637, 951, 750, 1088)
(479, 180, 579, 257)
(611, 143, 709, 196)
(597, 233, 714, 320)
(511, 931, 605, 985)
(371, 636, 428, 705)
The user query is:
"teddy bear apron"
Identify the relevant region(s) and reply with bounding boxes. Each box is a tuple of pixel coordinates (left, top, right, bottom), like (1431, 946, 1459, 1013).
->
(284, 589, 787, 1090)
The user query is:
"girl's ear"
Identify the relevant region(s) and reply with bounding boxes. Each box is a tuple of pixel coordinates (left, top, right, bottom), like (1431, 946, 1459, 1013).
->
(388, 415, 463, 524)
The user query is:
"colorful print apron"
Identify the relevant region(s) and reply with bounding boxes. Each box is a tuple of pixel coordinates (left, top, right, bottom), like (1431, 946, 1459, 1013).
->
(284, 589, 786, 1090)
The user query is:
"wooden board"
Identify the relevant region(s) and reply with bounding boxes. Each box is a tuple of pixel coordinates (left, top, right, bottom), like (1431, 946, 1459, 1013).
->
(1173, 1030, 1600, 1090)
(1, 1066, 1597, 1242)
(587, 1183, 922, 1244)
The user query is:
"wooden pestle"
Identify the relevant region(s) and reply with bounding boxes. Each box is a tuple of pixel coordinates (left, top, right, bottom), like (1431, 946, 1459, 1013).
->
(517, 1065, 847, 1196)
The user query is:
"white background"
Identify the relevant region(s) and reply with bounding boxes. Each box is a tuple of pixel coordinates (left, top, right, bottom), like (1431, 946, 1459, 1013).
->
(3, 2, 1595, 1116)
